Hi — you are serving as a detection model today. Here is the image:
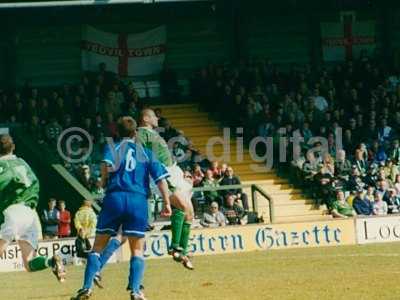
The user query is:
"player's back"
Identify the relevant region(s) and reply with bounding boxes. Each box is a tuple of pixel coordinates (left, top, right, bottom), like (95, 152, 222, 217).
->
(0, 156, 40, 218)
(137, 127, 173, 167)
(104, 139, 167, 196)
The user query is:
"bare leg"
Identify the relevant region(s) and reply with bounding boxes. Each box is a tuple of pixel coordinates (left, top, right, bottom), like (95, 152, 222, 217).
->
(0, 239, 9, 257)
(170, 191, 194, 222)
(18, 240, 36, 272)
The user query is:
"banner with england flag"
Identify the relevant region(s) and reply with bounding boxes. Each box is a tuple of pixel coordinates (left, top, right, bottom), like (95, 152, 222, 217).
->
(81, 26, 166, 77)
(321, 16, 376, 62)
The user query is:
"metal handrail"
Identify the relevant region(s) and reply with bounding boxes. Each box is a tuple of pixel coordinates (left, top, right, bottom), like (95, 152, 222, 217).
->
(192, 183, 274, 223)
(251, 184, 275, 223)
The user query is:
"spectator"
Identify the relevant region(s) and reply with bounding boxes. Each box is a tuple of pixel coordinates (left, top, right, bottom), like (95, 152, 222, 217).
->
(302, 151, 319, 183)
(222, 193, 247, 225)
(335, 149, 352, 182)
(220, 166, 249, 210)
(210, 161, 222, 179)
(200, 202, 226, 228)
(384, 189, 400, 214)
(201, 169, 222, 206)
(394, 174, 400, 195)
(331, 191, 356, 218)
(192, 164, 204, 187)
(77, 165, 95, 192)
(373, 191, 388, 216)
(219, 163, 228, 177)
(352, 188, 374, 216)
(354, 149, 368, 177)
(45, 118, 63, 145)
(313, 88, 328, 112)
(58, 200, 71, 238)
(74, 199, 97, 238)
(365, 185, 375, 202)
(28, 115, 44, 144)
(41, 198, 60, 239)
(390, 139, 400, 164)
(103, 91, 121, 117)
(92, 177, 105, 198)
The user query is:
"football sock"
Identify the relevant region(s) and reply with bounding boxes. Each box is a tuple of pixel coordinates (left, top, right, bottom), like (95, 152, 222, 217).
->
(128, 256, 145, 294)
(99, 238, 121, 271)
(170, 209, 185, 250)
(180, 221, 192, 256)
(27, 256, 51, 272)
(83, 252, 101, 290)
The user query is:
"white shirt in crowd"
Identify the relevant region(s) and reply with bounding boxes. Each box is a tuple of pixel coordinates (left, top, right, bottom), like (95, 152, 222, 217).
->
(313, 96, 328, 111)
(373, 200, 388, 216)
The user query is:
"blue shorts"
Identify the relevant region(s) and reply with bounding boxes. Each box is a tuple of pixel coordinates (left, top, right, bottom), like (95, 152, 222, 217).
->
(96, 192, 148, 238)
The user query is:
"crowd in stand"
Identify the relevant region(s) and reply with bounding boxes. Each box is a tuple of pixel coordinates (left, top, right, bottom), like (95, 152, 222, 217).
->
(0, 62, 250, 228)
(190, 52, 400, 217)
(5, 51, 400, 222)
(41, 198, 97, 240)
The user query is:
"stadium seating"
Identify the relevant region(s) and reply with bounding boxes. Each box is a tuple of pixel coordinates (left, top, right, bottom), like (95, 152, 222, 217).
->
(155, 103, 331, 223)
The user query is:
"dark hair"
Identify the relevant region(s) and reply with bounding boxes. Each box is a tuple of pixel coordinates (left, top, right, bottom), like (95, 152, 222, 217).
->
(0, 134, 15, 156)
(117, 116, 137, 138)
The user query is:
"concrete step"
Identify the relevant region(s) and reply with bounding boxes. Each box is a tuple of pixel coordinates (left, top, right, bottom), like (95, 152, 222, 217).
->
(174, 125, 216, 131)
(273, 214, 333, 224)
(171, 118, 212, 124)
(190, 137, 236, 144)
(153, 103, 199, 109)
(162, 112, 209, 119)
(270, 194, 313, 203)
(273, 205, 328, 217)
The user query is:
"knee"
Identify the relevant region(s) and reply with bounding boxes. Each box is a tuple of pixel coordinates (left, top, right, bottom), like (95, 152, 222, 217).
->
(131, 249, 143, 257)
(185, 212, 194, 222)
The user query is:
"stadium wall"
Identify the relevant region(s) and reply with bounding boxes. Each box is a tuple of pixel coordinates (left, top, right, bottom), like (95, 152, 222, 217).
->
(6, 4, 399, 87)
(4, 216, 400, 272)
(0, 219, 356, 272)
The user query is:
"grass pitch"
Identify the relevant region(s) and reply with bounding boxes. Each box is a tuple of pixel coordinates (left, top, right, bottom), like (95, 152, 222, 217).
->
(1, 243, 400, 300)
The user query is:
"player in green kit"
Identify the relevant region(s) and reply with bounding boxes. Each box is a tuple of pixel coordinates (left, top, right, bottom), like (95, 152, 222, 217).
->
(0, 134, 65, 281)
(137, 109, 194, 270)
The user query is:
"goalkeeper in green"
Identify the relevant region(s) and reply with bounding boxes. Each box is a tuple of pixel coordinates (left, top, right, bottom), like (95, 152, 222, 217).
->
(0, 134, 65, 281)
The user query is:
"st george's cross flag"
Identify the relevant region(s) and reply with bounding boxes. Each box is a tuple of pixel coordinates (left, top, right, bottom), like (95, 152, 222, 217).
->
(81, 26, 166, 77)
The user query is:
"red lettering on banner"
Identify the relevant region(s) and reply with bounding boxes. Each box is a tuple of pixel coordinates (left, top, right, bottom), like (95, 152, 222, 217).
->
(81, 40, 166, 58)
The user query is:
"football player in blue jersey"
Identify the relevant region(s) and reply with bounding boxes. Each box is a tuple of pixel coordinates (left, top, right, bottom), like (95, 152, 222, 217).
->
(71, 116, 171, 300)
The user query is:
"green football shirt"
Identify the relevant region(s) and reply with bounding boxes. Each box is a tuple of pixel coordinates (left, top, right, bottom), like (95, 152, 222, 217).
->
(331, 200, 354, 217)
(0, 155, 40, 224)
(137, 127, 173, 167)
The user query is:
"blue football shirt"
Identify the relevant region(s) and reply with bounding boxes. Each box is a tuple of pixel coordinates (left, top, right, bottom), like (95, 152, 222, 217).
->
(102, 139, 169, 196)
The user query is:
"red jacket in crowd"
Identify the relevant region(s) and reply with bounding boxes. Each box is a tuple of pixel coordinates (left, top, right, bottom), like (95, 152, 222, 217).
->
(58, 209, 71, 237)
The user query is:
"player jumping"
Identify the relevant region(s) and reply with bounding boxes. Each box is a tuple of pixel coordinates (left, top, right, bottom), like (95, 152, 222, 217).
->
(0, 134, 65, 281)
(71, 116, 172, 300)
(138, 109, 194, 268)
(92, 108, 194, 288)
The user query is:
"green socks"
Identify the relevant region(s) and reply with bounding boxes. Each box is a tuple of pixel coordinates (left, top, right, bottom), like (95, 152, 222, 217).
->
(28, 256, 52, 272)
(180, 221, 192, 256)
(170, 209, 185, 250)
